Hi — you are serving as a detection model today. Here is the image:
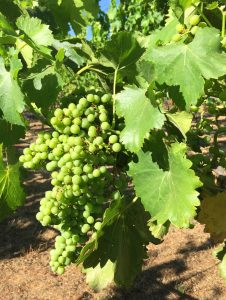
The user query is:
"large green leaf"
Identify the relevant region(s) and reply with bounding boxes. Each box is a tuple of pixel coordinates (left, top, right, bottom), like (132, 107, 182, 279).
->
(144, 28, 226, 108)
(78, 198, 154, 287)
(0, 57, 25, 126)
(129, 143, 202, 228)
(115, 86, 165, 153)
(16, 15, 54, 47)
(101, 32, 144, 70)
(0, 144, 25, 221)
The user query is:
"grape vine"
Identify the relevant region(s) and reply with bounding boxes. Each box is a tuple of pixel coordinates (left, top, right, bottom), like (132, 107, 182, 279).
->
(0, 0, 226, 291)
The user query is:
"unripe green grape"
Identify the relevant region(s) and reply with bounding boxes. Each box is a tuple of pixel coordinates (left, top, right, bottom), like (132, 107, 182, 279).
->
(190, 105, 199, 113)
(44, 132, 51, 140)
(66, 245, 76, 252)
(19, 155, 25, 163)
(68, 103, 76, 111)
(176, 23, 184, 33)
(40, 152, 48, 160)
(56, 266, 65, 275)
(85, 203, 93, 212)
(56, 236, 66, 244)
(112, 143, 122, 152)
(52, 147, 63, 157)
(88, 144, 96, 153)
(72, 175, 82, 185)
(62, 117, 71, 126)
(109, 135, 118, 144)
(23, 148, 31, 155)
(100, 166, 107, 174)
(51, 206, 59, 214)
(64, 257, 71, 266)
(87, 94, 94, 102)
(83, 164, 93, 174)
(87, 216, 94, 224)
(36, 212, 44, 221)
(94, 95, 100, 103)
(94, 222, 102, 231)
(99, 113, 108, 122)
(52, 131, 59, 138)
(191, 25, 199, 35)
(42, 215, 52, 226)
(81, 223, 90, 234)
(46, 161, 57, 172)
(63, 126, 71, 135)
(81, 118, 90, 129)
(189, 15, 200, 26)
(101, 122, 111, 131)
(73, 166, 83, 175)
(50, 117, 59, 126)
(73, 117, 82, 126)
(101, 94, 111, 103)
(70, 124, 80, 135)
(58, 256, 66, 264)
(63, 108, 71, 117)
(83, 210, 90, 218)
(64, 175, 72, 184)
(79, 98, 88, 107)
(93, 169, 101, 177)
(94, 136, 103, 145)
(88, 126, 97, 137)
(172, 33, 181, 42)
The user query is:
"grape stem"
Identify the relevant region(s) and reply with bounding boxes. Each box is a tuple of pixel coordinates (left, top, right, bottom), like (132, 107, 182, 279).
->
(112, 65, 119, 129)
(221, 8, 225, 38)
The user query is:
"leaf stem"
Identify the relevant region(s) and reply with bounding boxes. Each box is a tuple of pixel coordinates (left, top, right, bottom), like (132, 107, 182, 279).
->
(112, 65, 119, 129)
(76, 64, 93, 75)
(194, 6, 213, 27)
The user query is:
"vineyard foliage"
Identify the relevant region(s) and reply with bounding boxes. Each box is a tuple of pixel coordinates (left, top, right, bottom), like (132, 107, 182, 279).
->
(0, 0, 226, 289)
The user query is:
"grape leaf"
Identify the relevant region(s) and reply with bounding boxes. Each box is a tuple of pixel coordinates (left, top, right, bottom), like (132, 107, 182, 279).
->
(83, 260, 115, 292)
(101, 32, 144, 70)
(166, 111, 193, 138)
(197, 193, 226, 242)
(53, 40, 85, 66)
(78, 198, 153, 287)
(0, 57, 25, 126)
(0, 119, 25, 145)
(16, 15, 54, 47)
(144, 28, 226, 108)
(0, 144, 25, 221)
(115, 86, 165, 153)
(129, 143, 202, 228)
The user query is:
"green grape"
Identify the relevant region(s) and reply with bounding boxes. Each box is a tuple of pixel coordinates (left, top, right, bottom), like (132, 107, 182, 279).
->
(189, 15, 200, 26)
(87, 216, 94, 224)
(191, 26, 199, 35)
(81, 223, 90, 233)
(94, 222, 102, 231)
(101, 122, 111, 130)
(172, 33, 181, 42)
(70, 124, 80, 134)
(109, 135, 118, 144)
(99, 113, 108, 122)
(87, 94, 95, 102)
(101, 94, 111, 103)
(112, 143, 122, 152)
(56, 266, 65, 275)
(176, 23, 184, 33)
(93, 169, 101, 177)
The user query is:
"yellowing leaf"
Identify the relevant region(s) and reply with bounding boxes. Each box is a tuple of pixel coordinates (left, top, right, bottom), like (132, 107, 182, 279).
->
(198, 193, 226, 242)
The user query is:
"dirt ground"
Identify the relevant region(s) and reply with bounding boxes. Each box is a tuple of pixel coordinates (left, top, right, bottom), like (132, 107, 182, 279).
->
(1, 117, 226, 300)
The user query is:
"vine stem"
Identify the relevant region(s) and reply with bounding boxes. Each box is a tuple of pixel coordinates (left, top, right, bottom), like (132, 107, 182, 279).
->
(112, 65, 119, 129)
(193, 5, 212, 27)
(76, 64, 93, 75)
(221, 9, 225, 38)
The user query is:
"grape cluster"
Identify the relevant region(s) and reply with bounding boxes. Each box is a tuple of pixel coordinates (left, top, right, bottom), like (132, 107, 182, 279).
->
(20, 93, 126, 275)
(172, 14, 206, 43)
